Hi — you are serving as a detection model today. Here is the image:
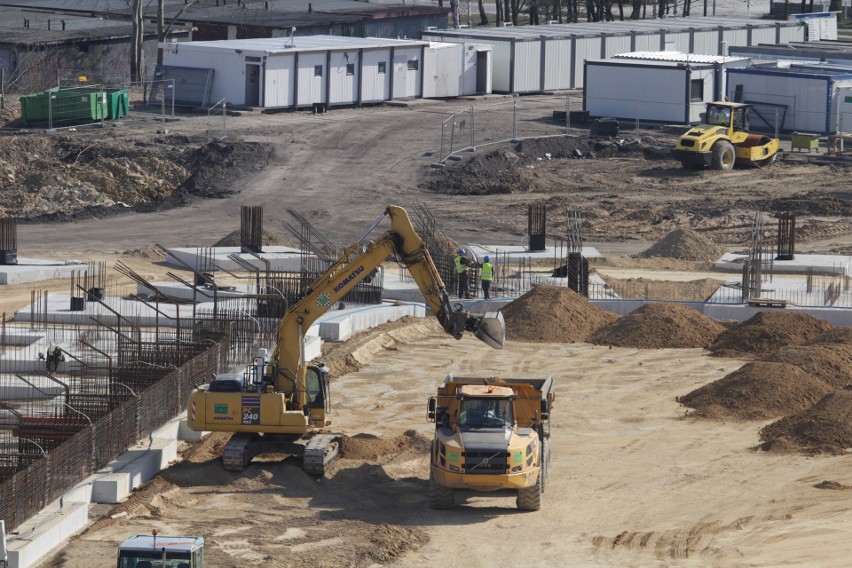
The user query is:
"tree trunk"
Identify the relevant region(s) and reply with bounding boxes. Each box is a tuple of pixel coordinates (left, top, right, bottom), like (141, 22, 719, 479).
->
(478, 0, 489, 24)
(157, 0, 164, 67)
(496, 0, 503, 25)
(130, 0, 143, 83)
(451, 0, 461, 27)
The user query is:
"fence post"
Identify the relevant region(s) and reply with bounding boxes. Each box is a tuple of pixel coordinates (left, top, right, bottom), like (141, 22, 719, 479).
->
(469, 105, 475, 151)
(0, 68, 4, 110)
(222, 100, 227, 138)
(48, 92, 53, 130)
(635, 102, 640, 131)
(161, 82, 166, 122)
(438, 119, 445, 163)
(170, 79, 175, 117)
(775, 109, 779, 141)
(567, 93, 571, 135)
(512, 98, 518, 142)
(449, 115, 456, 156)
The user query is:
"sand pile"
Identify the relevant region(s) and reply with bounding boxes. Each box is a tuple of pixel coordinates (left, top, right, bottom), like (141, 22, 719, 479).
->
(759, 389, 852, 454)
(710, 312, 834, 358)
(677, 361, 833, 420)
(590, 302, 725, 348)
(638, 228, 725, 262)
(342, 430, 430, 460)
(763, 344, 852, 389)
(321, 316, 443, 377)
(501, 286, 618, 343)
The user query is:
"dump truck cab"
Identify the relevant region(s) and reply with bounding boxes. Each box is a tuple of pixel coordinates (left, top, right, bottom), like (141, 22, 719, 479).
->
(673, 101, 779, 170)
(428, 375, 553, 511)
(117, 533, 204, 568)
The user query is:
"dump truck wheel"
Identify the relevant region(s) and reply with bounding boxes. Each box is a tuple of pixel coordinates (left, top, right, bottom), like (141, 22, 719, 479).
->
(429, 475, 455, 509)
(517, 473, 542, 511)
(711, 141, 735, 170)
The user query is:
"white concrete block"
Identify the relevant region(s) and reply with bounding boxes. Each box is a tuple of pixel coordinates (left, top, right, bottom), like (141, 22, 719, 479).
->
(319, 317, 352, 341)
(178, 420, 208, 442)
(6, 501, 88, 568)
(91, 473, 131, 504)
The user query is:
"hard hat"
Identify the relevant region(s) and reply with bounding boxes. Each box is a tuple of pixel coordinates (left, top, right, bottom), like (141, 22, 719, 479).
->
(483, 255, 490, 262)
(458, 248, 465, 255)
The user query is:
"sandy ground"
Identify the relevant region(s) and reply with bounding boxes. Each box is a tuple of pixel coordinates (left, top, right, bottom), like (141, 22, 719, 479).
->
(37, 329, 852, 568)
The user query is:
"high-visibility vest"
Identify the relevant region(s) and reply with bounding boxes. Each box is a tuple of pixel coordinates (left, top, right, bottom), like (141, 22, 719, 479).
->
(480, 262, 493, 281)
(454, 255, 467, 274)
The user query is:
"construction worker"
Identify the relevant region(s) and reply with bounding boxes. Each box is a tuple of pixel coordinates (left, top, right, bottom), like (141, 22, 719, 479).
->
(480, 255, 494, 300)
(454, 248, 471, 299)
(46, 341, 63, 372)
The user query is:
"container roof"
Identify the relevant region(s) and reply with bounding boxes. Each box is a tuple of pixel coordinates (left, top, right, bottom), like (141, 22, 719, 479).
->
(0, 0, 446, 27)
(614, 51, 748, 64)
(119, 535, 204, 553)
(730, 41, 852, 58)
(590, 58, 715, 69)
(171, 35, 430, 54)
(734, 62, 852, 78)
(0, 6, 163, 45)
(422, 17, 802, 40)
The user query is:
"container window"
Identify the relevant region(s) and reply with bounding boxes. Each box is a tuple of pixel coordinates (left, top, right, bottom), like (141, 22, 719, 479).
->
(407, 59, 419, 71)
(346, 63, 355, 76)
(314, 65, 323, 77)
(690, 79, 704, 102)
(378, 62, 386, 74)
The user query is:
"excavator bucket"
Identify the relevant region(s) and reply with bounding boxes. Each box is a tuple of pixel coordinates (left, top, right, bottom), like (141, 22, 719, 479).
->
(474, 311, 505, 350)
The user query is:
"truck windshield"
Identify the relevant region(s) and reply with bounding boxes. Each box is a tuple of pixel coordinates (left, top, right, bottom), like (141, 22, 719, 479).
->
(458, 397, 513, 429)
(117, 552, 191, 568)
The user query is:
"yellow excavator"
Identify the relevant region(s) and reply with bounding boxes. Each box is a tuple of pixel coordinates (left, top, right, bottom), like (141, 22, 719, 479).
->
(673, 101, 779, 170)
(187, 205, 505, 474)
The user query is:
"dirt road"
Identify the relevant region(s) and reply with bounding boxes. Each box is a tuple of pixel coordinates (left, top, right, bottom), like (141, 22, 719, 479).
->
(11, 95, 852, 258)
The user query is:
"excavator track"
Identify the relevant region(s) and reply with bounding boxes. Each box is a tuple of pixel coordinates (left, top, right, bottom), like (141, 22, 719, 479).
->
(222, 433, 262, 472)
(303, 434, 344, 476)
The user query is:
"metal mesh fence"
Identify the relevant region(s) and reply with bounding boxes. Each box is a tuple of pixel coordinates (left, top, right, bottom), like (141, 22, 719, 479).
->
(0, 338, 231, 531)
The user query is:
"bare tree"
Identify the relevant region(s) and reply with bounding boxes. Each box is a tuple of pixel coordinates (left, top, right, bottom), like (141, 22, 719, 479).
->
(157, 0, 200, 66)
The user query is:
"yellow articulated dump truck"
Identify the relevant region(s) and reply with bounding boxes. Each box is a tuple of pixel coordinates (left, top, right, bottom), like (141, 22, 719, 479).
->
(427, 375, 554, 511)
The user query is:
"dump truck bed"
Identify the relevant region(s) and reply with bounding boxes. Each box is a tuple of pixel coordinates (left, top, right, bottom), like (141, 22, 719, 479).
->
(440, 374, 552, 396)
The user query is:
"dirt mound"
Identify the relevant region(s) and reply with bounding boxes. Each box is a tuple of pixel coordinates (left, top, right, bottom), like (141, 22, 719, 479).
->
(343, 430, 429, 460)
(759, 389, 852, 454)
(213, 228, 293, 247)
(710, 311, 834, 358)
(425, 149, 534, 195)
(502, 286, 618, 343)
(590, 302, 726, 349)
(808, 326, 852, 346)
(180, 140, 274, 198)
(0, 134, 273, 220)
(638, 228, 725, 262)
(814, 480, 852, 490)
(321, 316, 443, 377)
(180, 431, 232, 463)
(678, 361, 833, 420)
(763, 344, 852, 389)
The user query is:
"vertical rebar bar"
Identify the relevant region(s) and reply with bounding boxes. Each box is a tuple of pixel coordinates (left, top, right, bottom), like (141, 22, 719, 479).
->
(438, 120, 445, 162)
(512, 98, 518, 141)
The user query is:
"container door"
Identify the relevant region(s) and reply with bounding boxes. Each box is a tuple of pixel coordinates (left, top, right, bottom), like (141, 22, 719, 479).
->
(836, 87, 852, 134)
(245, 64, 260, 107)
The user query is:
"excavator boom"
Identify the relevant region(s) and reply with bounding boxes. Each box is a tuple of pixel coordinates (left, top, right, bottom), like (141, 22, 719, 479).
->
(186, 205, 505, 474)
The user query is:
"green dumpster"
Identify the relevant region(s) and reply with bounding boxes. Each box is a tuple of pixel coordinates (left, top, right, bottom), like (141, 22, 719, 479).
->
(105, 89, 129, 119)
(20, 87, 106, 126)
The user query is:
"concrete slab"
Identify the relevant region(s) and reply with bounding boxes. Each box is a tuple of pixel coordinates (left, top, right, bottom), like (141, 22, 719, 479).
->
(0, 258, 91, 286)
(464, 244, 601, 263)
(309, 302, 426, 343)
(164, 246, 305, 272)
(714, 252, 852, 276)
